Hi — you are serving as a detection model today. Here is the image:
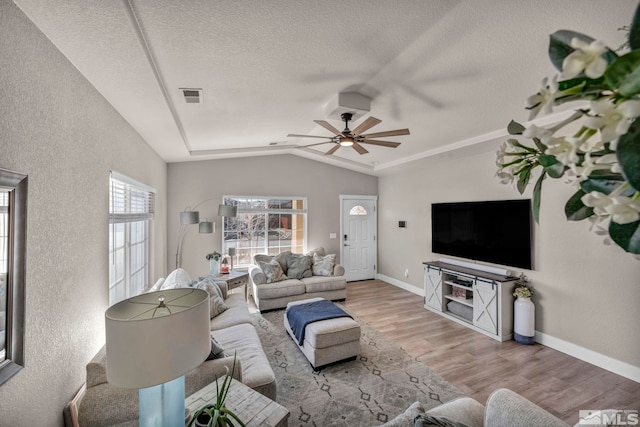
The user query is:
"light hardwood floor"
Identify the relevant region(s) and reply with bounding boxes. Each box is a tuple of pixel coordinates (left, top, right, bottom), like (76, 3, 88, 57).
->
(340, 279, 640, 424)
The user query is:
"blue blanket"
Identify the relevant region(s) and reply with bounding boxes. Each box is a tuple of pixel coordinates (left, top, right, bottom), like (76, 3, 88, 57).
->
(286, 300, 352, 346)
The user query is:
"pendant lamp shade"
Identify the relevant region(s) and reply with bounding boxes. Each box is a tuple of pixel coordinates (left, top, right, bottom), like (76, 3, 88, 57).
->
(180, 211, 199, 225)
(217, 204, 237, 217)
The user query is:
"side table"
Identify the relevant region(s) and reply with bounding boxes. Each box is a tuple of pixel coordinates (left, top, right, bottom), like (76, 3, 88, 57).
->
(186, 377, 289, 427)
(204, 271, 250, 301)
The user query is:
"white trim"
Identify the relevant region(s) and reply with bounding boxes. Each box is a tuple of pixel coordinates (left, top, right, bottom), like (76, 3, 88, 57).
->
(376, 273, 423, 296)
(381, 276, 640, 382)
(535, 331, 640, 383)
(110, 170, 156, 193)
(374, 108, 584, 172)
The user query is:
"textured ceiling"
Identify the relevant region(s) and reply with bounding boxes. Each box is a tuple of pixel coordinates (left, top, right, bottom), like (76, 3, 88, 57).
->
(12, 0, 635, 174)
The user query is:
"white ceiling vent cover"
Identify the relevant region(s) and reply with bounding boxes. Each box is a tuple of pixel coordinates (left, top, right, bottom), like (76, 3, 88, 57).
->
(180, 88, 202, 104)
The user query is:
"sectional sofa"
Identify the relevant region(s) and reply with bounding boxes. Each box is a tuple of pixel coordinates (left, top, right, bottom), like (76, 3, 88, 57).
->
(71, 270, 275, 427)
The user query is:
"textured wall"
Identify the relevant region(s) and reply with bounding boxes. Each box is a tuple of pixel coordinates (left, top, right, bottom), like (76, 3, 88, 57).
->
(167, 155, 378, 278)
(377, 139, 640, 369)
(0, 2, 167, 426)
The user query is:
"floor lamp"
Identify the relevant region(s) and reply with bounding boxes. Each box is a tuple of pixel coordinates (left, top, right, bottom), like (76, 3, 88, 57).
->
(105, 288, 210, 427)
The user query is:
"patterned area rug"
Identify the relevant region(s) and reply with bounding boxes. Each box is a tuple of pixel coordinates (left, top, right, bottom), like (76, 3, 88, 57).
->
(252, 307, 463, 426)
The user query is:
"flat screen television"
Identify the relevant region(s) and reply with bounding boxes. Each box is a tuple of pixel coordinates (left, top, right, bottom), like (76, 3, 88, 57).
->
(431, 199, 532, 270)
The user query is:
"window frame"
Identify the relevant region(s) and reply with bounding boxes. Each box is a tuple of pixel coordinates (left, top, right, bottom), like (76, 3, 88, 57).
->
(0, 168, 27, 386)
(221, 196, 308, 268)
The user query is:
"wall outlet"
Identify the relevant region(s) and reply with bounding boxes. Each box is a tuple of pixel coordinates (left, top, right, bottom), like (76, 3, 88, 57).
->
(404, 268, 409, 277)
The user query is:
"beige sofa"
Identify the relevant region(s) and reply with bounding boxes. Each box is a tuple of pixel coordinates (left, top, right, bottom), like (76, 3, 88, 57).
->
(383, 388, 581, 427)
(72, 273, 275, 427)
(249, 247, 347, 311)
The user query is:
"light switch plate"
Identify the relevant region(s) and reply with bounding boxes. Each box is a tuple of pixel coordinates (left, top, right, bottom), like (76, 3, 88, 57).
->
(329, 233, 337, 239)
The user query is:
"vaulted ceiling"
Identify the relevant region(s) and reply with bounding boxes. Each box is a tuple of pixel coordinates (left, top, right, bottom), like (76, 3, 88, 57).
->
(12, 0, 634, 174)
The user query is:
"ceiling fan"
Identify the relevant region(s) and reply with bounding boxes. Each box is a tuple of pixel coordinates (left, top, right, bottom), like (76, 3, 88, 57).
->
(287, 112, 409, 155)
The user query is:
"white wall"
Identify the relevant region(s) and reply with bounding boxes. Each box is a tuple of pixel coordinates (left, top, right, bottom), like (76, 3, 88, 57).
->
(377, 138, 640, 373)
(0, 3, 167, 425)
(167, 155, 378, 278)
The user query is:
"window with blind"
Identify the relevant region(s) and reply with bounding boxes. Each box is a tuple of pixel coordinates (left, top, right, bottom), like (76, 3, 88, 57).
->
(109, 172, 155, 305)
(221, 196, 307, 267)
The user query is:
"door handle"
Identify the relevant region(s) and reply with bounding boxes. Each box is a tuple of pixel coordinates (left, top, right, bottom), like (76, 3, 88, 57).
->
(344, 243, 350, 246)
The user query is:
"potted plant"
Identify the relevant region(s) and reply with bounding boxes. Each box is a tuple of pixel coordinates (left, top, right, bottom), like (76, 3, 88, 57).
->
(188, 356, 245, 427)
(206, 251, 223, 276)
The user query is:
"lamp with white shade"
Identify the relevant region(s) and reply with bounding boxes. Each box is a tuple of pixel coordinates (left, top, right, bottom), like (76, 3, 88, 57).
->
(105, 288, 210, 427)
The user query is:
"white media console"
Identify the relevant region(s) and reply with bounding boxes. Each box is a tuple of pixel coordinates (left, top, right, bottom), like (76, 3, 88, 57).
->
(423, 259, 518, 342)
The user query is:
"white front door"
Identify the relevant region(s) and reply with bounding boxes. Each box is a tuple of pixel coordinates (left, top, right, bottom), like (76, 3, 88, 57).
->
(340, 196, 377, 282)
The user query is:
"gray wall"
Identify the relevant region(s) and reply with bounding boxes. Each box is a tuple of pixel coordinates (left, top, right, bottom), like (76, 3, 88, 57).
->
(0, 3, 167, 425)
(167, 155, 378, 278)
(377, 139, 640, 370)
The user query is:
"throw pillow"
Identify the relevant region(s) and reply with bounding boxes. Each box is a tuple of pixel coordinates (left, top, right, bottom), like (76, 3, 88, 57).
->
(196, 277, 223, 299)
(286, 253, 312, 279)
(379, 402, 425, 427)
(312, 253, 336, 276)
(205, 334, 227, 360)
(413, 414, 470, 427)
(258, 259, 288, 283)
(162, 268, 192, 289)
(254, 251, 290, 274)
(306, 247, 326, 260)
(195, 280, 228, 318)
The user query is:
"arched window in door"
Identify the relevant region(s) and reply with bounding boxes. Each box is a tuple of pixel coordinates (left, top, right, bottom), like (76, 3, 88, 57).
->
(349, 205, 367, 215)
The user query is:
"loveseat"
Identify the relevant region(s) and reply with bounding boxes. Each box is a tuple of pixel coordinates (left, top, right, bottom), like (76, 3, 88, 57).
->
(248, 247, 347, 311)
(383, 388, 579, 427)
(72, 269, 275, 427)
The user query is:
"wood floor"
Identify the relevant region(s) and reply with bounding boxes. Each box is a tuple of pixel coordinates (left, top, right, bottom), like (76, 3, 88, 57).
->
(340, 279, 640, 424)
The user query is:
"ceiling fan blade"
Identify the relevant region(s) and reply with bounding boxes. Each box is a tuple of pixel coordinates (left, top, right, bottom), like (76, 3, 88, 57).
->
(302, 141, 333, 148)
(358, 139, 401, 148)
(287, 133, 333, 139)
(314, 120, 342, 136)
(360, 128, 410, 138)
(324, 145, 341, 155)
(351, 117, 382, 135)
(352, 142, 369, 155)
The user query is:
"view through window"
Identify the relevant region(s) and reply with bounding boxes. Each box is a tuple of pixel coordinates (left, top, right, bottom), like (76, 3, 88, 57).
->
(0, 191, 8, 361)
(221, 196, 307, 267)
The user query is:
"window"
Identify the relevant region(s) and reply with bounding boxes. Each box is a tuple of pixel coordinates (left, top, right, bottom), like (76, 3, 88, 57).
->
(0, 168, 27, 386)
(221, 196, 307, 267)
(349, 205, 368, 215)
(109, 172, 155, 305)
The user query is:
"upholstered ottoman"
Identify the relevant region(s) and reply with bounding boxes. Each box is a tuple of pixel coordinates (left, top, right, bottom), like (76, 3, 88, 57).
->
(284, 297, 360, 369)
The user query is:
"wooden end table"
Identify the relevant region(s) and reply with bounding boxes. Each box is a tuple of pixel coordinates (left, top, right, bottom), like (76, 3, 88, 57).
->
(185, 377, 289, 427)
(205, 270, 250, 301)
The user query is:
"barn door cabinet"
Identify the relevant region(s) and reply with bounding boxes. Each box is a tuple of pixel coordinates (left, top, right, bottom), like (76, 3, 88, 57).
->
(423, 261, 517, 342)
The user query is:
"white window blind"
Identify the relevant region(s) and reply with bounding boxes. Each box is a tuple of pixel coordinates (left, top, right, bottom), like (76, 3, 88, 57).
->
(109, 171, 155, 223)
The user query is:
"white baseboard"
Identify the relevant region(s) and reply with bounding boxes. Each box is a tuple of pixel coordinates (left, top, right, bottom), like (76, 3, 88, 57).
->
(378, 274, 640, 383)
(376, 274, 423, 296)
(535, 331, 640, 383)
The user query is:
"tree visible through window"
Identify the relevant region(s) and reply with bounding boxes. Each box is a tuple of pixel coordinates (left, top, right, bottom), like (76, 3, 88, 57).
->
(221, 196, 307, 267)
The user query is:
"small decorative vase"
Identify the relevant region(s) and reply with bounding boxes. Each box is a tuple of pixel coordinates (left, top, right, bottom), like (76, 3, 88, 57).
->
(514, 296, 535, 345)
(209, 258, 220, 276)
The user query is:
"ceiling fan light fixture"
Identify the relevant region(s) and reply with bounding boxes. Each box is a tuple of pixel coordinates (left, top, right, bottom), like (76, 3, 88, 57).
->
(340, 137, 354, 147)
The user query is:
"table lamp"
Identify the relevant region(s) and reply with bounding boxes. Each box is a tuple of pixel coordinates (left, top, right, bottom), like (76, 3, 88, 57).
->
(105, 288, 210, 427)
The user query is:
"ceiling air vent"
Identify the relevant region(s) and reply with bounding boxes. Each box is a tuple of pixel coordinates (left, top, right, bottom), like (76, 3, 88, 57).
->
(180, 88, 202, 104)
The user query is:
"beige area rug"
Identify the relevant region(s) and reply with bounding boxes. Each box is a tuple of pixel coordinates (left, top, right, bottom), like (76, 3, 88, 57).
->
(252, 307, 463, 426)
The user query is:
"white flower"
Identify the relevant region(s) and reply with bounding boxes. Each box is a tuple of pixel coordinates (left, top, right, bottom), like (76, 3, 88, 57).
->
(585, 99, 640, 143)
(568, 152, 595, 182)
(582, 191, 640, 224)
(562, 38, 608, 79)
(496, 169, 515, 185)
(523, 125, 553, 143)
(594, 153, 622, 173)
(545, 137, 580, 166)
(526, 76, 559, 119)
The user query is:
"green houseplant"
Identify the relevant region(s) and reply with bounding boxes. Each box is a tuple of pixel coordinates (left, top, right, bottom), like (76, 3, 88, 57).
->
(188, 357, 245, 427)
(496, 3, 640, 256)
